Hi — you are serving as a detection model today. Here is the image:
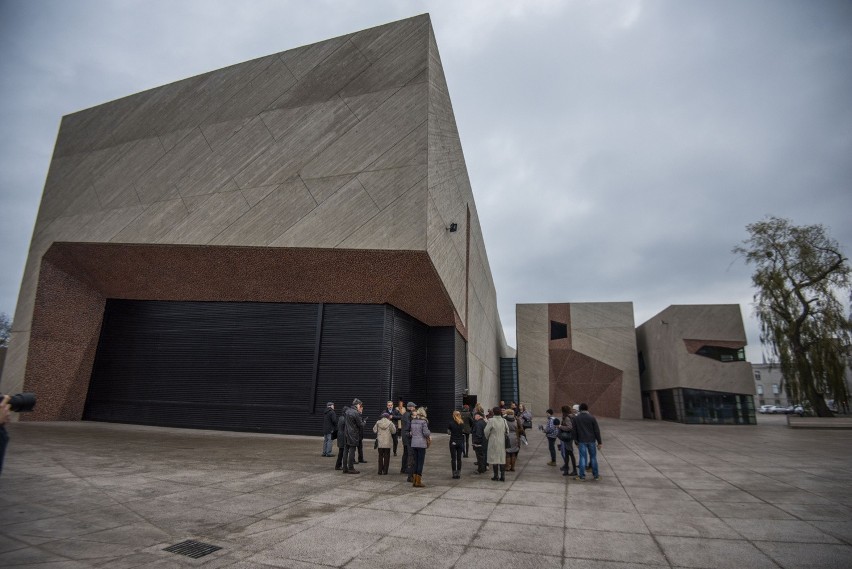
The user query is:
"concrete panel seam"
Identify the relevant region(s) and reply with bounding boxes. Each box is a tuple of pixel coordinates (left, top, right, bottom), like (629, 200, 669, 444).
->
(205, 191, 253, 245)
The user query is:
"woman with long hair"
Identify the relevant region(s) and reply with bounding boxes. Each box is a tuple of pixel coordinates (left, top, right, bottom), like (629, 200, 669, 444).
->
(409, 407, 432, 487)
(448, 410, 466, 479)
(483, 406, 508, 481)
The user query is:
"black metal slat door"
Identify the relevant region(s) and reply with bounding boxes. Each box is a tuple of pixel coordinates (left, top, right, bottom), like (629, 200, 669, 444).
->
(85, 300, 319, 433)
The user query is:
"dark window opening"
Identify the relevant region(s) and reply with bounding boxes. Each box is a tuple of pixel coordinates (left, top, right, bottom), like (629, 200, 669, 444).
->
(695, 345, 745, 362)
(550, 320, 568, 340)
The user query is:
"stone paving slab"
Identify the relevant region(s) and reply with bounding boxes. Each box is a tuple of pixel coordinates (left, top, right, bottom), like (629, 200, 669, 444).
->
(1, 414, 851, 568)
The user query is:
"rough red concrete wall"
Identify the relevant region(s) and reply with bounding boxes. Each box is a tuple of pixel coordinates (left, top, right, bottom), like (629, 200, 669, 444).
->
(23, 242, 461, 421)
(547, 303, 624, 418)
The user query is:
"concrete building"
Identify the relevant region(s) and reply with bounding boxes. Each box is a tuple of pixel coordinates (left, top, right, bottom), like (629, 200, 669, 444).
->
(0, 15, 511, 434)
(636, 305, 756, 424)
(516, 302, 643, 419)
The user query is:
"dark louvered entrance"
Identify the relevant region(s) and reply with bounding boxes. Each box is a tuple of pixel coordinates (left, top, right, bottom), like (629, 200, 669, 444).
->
(84, 300, 465, 434)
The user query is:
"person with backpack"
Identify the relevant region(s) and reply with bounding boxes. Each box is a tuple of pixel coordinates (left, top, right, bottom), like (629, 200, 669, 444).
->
(540, 409, 559, 466)
(559, 405, 578, 477)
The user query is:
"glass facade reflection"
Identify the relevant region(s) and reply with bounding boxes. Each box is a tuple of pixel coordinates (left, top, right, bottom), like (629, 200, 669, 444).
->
(653, 388, 756, 425)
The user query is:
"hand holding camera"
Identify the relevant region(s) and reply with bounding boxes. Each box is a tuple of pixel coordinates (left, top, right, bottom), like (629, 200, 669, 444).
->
(0, 393, 36, 413)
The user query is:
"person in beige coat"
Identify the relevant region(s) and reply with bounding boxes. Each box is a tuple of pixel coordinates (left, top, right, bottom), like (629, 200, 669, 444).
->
(373, 412, 397, 475)
(483, 406, 508, 482)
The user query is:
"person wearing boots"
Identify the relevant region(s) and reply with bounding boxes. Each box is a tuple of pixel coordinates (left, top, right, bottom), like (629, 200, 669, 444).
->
(343, 399, 365, 474)
(409, 407, 431, 487)
(559, 405, 578, 477)
(400, 401, 416, 480)
(483, 406, 508, 482)
(373, 411, 396, 475)
(504, 409, 521, 472)
(471, 410, 487, 474)
(447, 410, 465, 479)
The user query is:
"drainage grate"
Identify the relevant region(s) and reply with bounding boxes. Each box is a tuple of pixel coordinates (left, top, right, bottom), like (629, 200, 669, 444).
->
(163, 539, 222, 559)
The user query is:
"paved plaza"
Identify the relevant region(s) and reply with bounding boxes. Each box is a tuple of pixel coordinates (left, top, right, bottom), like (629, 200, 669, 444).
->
(1, 415, 851, 568)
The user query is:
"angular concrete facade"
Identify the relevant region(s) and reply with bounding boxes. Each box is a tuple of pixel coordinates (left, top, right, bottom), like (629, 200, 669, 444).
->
(636, 305, 756, 424)
(0, 15, 509, 428)
(516, 302, 642, 419)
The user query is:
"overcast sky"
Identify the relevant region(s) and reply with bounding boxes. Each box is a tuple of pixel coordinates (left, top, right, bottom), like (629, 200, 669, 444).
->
(1, 0, 851, 361)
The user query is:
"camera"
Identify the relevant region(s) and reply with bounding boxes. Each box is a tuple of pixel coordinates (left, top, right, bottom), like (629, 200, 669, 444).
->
(1, 393, 37, 413)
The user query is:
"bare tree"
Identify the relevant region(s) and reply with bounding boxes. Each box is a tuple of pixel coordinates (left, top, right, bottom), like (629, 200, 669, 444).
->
(734, 217, 851, 416)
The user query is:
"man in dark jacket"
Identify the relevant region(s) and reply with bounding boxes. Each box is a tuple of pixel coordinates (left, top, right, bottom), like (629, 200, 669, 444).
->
(400, 401, 416, 478)
(573, 402, 602, 481)
(343, 399, 365, 474)
(470, 410, 487, 474)
(322, 402, 337, 457)
(335, 406, 348, 470)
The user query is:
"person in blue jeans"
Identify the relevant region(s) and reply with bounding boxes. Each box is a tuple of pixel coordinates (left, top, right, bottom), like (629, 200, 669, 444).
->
(572, 402, 602, 481)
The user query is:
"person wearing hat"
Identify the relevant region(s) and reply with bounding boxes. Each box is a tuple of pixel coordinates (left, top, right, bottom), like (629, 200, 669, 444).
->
(400, 401, 416, 480)
(373, 411, 397, 475)
(470, 410, 488, 474)
(343, 399, 365, 474)
(484, 406, 508, 481)
(322, 402, 337, 457)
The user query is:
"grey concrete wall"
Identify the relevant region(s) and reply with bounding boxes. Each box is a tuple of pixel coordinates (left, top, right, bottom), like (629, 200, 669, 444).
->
(1, 15, 508, 406)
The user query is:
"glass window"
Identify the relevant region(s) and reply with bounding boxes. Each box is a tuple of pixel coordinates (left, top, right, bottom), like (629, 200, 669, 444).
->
(757, 385, 764, 395)
(673, 388, 756, 425)
(695, 345, 746, 362)
(772, 383, 780, 395)
(754, 371, 761, 381)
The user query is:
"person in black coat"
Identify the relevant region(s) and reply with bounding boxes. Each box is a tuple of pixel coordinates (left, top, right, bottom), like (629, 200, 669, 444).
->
(322, 402, 337, 457)
(460, 404, 474, 457)
(343, 399, 366, 474)
(447, 410, 466, 479)
(470, 410, 487, 474)
(334, 406, 348, 470)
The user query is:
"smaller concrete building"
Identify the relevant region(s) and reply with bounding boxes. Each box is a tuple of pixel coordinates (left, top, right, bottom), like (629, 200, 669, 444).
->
(636, 304, 756, 424)
(516, 302, 642, 419)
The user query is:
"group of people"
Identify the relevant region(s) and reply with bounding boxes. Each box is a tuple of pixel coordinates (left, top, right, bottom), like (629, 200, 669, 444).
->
(321, 397, 595, 486)
(541, 403, 603, 481)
